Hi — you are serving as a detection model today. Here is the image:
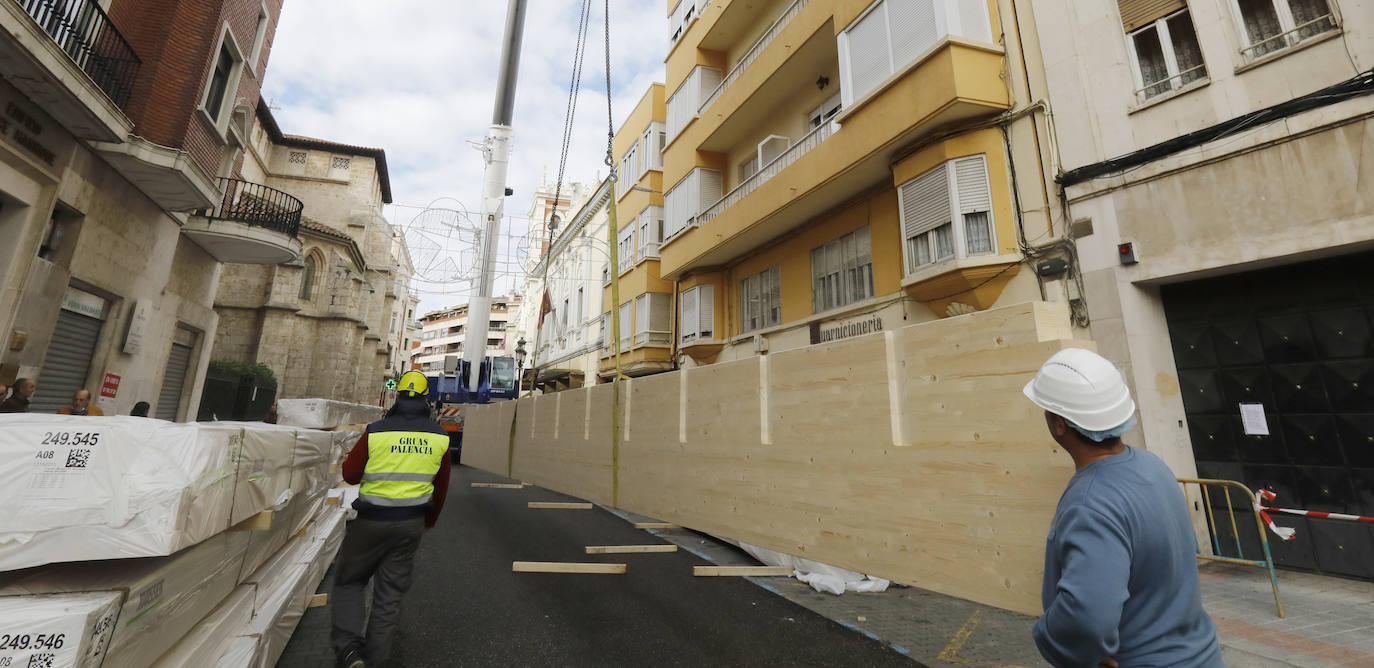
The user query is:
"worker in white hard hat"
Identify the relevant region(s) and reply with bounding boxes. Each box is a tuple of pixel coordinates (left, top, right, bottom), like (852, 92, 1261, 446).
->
(1023, 348, 1222, 668)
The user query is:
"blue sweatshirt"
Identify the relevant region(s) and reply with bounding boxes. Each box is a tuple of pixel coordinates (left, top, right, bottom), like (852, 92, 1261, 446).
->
(1033, 446, 1223, 667)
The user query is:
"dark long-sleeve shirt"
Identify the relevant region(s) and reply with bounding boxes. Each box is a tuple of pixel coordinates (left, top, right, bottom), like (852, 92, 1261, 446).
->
(1033, 446, 1223, 667)
(343, 427, 452, 528)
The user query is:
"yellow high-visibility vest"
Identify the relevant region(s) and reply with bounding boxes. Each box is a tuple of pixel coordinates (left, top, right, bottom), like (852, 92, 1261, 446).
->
(358, 429, 449, 507)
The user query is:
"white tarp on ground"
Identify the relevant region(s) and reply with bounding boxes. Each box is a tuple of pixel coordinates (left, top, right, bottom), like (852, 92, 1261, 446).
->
(0, 591, 121, 668)
(0, 417, 337, 571)
(738, 542, 890, 595)
(0, 531, 250, 668)
(276, 399, 382, 430)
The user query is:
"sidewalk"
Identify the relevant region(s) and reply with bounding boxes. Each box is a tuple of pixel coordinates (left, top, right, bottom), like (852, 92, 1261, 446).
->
(627, 512, 1374, 668)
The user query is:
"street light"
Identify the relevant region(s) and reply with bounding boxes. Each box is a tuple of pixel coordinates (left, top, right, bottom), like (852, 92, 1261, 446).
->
(514, 336, 528, 389)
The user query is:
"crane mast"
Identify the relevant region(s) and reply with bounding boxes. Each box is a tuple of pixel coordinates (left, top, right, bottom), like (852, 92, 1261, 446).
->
(462, 0, 528, 393)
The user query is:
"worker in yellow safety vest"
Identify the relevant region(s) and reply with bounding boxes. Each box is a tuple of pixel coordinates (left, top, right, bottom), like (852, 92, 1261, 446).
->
(332, 371, 451, 668)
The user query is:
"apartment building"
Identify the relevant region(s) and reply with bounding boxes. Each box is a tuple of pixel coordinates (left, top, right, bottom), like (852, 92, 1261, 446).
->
(600, 84, 674, 379)
(525, 178, 611, 392)
(211, 101, 409, 405)
(0, 0, 296, 419)
(656, 0, 1064, 368)
(414, 295, 521, 373)
(1032, 0, 1374, 579)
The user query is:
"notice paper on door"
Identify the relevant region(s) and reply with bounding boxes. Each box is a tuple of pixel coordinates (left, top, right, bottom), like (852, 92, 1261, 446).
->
(1240, 403, 1270, 436)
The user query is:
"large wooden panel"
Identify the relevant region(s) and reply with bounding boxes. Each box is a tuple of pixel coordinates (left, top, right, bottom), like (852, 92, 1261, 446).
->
(456, 301, 1090, 615)
(460, 401, 514, 474)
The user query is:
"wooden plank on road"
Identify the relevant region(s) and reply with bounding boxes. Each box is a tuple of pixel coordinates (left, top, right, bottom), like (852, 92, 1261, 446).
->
(693, 566, 793, 577)
(512, 561, 626, 574)
(528, 502, 593, 509)
(633, 522, 677, 529)
(586, 545, 678, 554)
(472, 482, 525, 488)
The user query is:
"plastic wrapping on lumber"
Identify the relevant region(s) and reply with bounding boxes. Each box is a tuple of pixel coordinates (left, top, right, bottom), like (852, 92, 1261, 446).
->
(149, 585, 255, 668)
(0, 531, 250, 668)
(0, 591, 120, 668)
(0, 417, 342, 572)
(276, 399, 383, 429)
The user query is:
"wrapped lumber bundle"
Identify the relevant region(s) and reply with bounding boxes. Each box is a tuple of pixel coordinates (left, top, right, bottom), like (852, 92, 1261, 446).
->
(0, 591, 121, 668)
(275, 399, 382, 430)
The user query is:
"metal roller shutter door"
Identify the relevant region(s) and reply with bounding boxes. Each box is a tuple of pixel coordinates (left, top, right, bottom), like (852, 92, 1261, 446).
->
(156, 342, 193, 420)
(30, 309, 101, 414)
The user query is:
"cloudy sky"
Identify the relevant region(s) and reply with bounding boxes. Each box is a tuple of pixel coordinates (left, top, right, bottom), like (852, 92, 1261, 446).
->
(262, 0, 667, 315)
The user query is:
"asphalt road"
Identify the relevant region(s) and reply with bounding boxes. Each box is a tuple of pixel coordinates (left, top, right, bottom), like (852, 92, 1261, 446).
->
(359, 465, 922, 667)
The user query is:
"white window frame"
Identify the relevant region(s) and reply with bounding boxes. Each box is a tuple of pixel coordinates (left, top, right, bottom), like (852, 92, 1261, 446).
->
(643, 122, 665, 171)
(666, 66, 723, 144)
(837, 0, 991, 107)
(811, 227, 874, 313)
(618, 302, 633, 351)
(1125, 9, 1207, 103)
(637, 205, 664, 261)
(617, 225, 635, 275)
(808, 92, 843, 129)
(898, 155, 997, 276)
(200, 24, 247, 136)
(246, 2, 271, 77)
(740, 265, 782, 333)
(633, 293, 673, 348)
(679, 285, 715, 345)
(1229, 0, 1338, 62)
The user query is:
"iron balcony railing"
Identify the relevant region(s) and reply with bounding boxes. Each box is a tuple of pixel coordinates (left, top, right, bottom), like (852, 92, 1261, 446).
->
(203, 178, 304, 237)
(698, 0, 811, 116)
(19, 0, 141, 109)
(697, 119, 836, 227)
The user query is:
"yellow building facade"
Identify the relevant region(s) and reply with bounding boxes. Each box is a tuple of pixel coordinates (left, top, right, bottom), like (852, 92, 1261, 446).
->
(599, 84, 676, 378)
(657, 0, 1066, 368)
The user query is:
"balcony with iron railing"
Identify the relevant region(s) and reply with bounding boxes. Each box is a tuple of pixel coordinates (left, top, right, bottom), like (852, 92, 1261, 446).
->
(19, 0, 140, 108)
(697, 0, 812, 117)
(182, 178, 304, 264)
(2, 0, 140, 141)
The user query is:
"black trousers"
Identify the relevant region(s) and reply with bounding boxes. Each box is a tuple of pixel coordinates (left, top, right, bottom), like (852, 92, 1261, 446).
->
(330, 516, 426, 664)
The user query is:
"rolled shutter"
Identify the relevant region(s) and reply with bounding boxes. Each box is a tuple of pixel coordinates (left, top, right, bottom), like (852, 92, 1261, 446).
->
(156, 341, 193, 420)
(899, 164, 951, 239)
(954, 156, 991, 213)
(887, 0, 939, 69)
(698, 286, 714, 338)
(844, 2, 893, 102)
(698, 168, 723, 211)
(681, 289, 699, 341)
(1119, 0, 1186, 32)
(30, 309, 102, 413)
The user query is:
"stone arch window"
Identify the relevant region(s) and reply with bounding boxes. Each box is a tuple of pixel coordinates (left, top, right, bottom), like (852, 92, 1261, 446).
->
(299, 252, 320, 301)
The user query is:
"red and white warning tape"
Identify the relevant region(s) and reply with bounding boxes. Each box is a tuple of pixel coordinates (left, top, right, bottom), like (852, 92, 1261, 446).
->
(1254, 489, 1374, 541)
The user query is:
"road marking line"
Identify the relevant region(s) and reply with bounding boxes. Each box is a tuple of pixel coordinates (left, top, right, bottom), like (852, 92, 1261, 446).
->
(937, 609, 1030, 668)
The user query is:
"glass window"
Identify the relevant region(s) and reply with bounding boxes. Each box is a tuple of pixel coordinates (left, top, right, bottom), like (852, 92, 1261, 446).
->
(1234, 0, 1335, 60)
(1129, 10, 1206, 101)
(740, 266, 782, 333)
(811, 227, 873, 313)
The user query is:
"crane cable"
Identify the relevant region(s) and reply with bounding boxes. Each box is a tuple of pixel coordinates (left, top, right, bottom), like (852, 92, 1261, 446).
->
(522, 0, 593, 397)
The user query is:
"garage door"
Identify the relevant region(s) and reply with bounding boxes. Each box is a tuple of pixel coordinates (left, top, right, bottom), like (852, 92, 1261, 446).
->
(1162, 251, 1374, 579)
(156, 328, 196, 421)
(30, 288, 107, 414)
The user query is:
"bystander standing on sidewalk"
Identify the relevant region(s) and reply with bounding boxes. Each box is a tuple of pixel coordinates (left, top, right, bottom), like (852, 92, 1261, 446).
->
(58, 388, 104, 416)
(0, 378, 35, 413)
(1023, 348, 1223, 668)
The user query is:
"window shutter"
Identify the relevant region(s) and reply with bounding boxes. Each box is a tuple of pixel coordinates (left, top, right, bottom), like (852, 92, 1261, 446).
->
(699, 286, 714, 338)
(844, 1, 893, 102)
(899, 164, 951, 238)
(635, 294, 650, 334)
(619, 302, 633, 347)
(954, 156, 991, 213)
(1118, 0, 1186, 32)
(681, 288, 699, 341)
(887, 0, 939, 69)
(666, 86, 687, 142)
(699, 168, 723, 210)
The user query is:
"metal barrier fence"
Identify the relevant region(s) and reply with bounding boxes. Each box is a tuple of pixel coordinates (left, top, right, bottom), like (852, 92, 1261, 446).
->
(1178, 478, 1284, 618)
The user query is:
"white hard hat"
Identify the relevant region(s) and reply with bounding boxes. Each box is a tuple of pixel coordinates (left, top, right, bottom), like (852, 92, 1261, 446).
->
(1022, 348, 1136, 432)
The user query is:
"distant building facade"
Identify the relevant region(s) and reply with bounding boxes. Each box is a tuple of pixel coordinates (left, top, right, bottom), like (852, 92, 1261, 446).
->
(415, 295, 522, 373)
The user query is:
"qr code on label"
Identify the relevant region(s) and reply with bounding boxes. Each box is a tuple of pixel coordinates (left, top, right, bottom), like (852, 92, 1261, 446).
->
(29, 653, 55, 668)
(66, 448, 91, 468)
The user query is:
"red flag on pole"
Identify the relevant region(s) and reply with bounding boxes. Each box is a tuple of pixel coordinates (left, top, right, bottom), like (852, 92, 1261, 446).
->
(538, 288, 553, 326)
